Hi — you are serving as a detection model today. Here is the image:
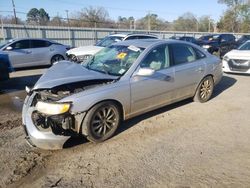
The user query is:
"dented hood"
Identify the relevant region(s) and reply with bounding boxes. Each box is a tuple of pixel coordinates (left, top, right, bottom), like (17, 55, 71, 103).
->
(33, 61, 117, 90)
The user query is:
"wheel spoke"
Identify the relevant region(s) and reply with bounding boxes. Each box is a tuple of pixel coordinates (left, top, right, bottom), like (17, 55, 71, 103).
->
(106, 119, 116, 124)
(93, 124, 102, 131)
(106, 108, 112, 117)
(97, 112, 103, 120)
(102, 108, 107, 117)
(107, 112, 115, 120)
(103, 124, 107, 135)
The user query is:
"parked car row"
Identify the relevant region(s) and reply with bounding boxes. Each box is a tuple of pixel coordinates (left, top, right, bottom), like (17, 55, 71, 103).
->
(66, 33, 158, 63)
(1, 32, 249, 82)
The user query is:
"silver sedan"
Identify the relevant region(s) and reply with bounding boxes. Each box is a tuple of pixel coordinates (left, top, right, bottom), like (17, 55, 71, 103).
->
(22, 39, 222, 149)
(0, 38, 69, 68)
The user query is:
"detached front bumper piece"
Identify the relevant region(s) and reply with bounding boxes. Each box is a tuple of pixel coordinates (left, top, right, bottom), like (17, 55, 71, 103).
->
(22, 94, 71, 150)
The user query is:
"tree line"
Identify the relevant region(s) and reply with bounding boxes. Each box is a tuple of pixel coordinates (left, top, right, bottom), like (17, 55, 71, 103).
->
(1, 0, 249, 33)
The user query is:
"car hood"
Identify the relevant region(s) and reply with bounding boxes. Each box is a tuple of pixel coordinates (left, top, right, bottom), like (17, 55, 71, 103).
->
(66, 46, 103, 56)
(225, 50, 250, 60)
(33, 61, 118, 90)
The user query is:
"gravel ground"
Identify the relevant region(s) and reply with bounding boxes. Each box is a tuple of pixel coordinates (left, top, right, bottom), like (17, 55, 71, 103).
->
(0, 71, 250, 188)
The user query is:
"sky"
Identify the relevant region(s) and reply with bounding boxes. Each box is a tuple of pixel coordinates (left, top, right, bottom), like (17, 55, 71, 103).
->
(0, 0, 227, 22)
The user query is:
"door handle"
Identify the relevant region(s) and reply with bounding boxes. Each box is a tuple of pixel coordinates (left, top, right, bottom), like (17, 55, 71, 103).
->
(164, 75, 172, 81)
(25, 50, 32, 54)
(196, 67, 204, 72)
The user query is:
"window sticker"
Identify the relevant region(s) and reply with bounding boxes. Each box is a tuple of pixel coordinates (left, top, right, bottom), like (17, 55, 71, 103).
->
(119, 68, 126, 74)
(117, 52, 127, 59)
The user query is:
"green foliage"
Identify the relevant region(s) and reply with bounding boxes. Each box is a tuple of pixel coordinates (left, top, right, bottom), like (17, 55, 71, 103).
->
(217, 0, 250, 32)
(26, 8, 50, 25)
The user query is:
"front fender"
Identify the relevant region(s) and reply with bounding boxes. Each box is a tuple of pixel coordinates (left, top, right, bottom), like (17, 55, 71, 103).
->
(60, 81, 131, 120)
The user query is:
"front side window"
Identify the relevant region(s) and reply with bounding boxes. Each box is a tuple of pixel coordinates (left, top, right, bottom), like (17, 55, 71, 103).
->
(171, 44, 197, 65)
(85, 45, 144, 76)
(140, 45, 170, 71)
(10, 40, 30, 49)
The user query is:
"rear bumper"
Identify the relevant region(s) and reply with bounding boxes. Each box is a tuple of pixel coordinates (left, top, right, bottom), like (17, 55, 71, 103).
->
(22, 95, 71, 150)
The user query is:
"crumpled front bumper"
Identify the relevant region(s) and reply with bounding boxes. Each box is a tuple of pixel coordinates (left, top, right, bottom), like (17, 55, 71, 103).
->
(22, 94, 71, 150)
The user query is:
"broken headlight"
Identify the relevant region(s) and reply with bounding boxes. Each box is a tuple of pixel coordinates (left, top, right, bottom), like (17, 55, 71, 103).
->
(36, 101, 71, 115)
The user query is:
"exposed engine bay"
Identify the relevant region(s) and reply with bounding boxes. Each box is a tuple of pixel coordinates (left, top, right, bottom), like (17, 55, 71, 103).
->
(29, 79, 115, 136)
(34, 79, 115, 102)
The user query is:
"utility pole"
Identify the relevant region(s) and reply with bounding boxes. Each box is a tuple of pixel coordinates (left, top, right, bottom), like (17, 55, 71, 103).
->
(65, 10, 70, 45)
(11, 0, 17, 24)
(208, 18, 211, 33)
(1, 15, 6, 42)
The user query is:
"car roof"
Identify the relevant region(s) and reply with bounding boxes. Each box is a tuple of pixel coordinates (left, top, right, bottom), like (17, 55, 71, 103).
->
(8, 38, 53, 42)
(112, 39, 194, 49)
(109, 33, 158, 38)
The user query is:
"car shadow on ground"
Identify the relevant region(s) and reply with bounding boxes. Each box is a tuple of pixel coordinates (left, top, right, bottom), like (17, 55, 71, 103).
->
(212, 75, 237, 98)
(64, 75, 237, 149)
(0, 74, 42, 94)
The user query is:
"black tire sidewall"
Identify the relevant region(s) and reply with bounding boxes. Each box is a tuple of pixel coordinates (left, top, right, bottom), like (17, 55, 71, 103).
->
(51, 55, 64, 65)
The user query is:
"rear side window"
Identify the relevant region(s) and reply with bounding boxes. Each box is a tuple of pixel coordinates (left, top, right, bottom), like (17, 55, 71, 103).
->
(171, 44, 197, 65)
(30, 40, 51, 48)
(10, 40, 30, 49)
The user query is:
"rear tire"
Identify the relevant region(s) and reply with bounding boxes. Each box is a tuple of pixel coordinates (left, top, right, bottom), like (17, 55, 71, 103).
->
(193, 76, 214, 103)
(82, 101, 121, 143)
(51, 55, 64, 65)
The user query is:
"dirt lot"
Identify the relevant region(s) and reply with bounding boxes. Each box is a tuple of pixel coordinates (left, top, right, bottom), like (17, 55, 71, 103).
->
(0, 70, 250, 188)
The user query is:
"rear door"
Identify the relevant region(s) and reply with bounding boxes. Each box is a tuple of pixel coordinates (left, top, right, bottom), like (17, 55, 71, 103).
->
(30, 39, 51, 66)
(169, 43, 206, 98)
(5, 39, 32, 68)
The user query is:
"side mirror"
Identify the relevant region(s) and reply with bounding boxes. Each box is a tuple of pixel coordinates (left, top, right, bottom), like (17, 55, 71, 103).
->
(5, 46, 13, 51)
(135, 67, 155, 77)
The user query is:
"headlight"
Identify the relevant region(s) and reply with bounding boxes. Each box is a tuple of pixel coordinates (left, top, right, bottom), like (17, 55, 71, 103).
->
(223, 56, 229, 62)
(202, 45, 211, 49)
(36, 101, 71, 115)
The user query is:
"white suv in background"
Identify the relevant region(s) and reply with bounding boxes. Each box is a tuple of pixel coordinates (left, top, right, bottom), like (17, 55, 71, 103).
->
(66, 33, 158, 63)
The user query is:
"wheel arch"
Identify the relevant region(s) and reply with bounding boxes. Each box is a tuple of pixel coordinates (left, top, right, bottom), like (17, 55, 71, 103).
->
(87, 99, 125, 121)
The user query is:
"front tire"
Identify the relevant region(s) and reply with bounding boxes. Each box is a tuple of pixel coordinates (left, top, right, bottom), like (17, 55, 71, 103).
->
(193, 76, 214, 103)
(83, 101, 121, 143)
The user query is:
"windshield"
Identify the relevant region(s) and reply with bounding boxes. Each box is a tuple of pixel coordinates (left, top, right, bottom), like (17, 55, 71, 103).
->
(238, 41, 250, 50)
(84, 45, 144, 76)
(95, 36, 124, 47)
(199, 35, 219, 41)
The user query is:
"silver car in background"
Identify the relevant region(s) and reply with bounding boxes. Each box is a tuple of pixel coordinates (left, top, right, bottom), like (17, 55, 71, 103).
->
(0, 38, 70, 68)
(22, 39, 222, 149)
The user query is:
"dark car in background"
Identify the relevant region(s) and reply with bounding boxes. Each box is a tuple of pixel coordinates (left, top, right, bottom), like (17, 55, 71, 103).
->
(198, 34, 236, 57)
(236, 35, 250, 47)
(0, 53, 13, 81)
(169, 36, 198, 45)
(179, 36, 198, 44)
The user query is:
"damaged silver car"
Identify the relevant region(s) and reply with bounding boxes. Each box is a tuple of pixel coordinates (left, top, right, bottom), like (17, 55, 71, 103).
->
(22, 39, 222, 149)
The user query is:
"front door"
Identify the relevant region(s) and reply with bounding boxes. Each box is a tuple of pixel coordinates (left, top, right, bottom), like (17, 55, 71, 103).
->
(130, 44, 176, 116)
(5, 39, 32, 68)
